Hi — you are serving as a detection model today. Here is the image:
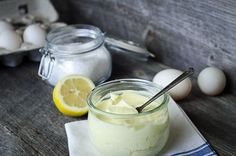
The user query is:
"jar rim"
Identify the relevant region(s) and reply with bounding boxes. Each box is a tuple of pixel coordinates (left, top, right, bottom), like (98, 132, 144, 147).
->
(45, 24, 105, 56)
(87, 79, 170, 118)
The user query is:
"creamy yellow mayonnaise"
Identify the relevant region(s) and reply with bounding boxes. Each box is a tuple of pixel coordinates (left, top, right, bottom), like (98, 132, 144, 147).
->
(88, 90, 169, 156)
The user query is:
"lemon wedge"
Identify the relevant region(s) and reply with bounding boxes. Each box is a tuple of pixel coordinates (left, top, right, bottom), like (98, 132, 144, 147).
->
(53, 75, 95, 116)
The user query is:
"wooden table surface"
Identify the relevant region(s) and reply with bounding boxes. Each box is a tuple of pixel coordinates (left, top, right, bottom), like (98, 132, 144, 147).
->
(0, 56, 235, 156)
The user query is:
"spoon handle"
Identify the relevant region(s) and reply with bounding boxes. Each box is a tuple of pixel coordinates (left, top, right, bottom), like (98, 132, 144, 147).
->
(136, 68, 194, 113)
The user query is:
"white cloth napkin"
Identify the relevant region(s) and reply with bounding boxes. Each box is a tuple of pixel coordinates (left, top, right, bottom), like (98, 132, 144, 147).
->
(65, 98, 216, 156)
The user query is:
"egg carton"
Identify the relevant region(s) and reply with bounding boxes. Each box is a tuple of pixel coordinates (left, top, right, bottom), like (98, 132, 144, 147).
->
(0, 0, 59, 67)
(0, 48, 40, 67)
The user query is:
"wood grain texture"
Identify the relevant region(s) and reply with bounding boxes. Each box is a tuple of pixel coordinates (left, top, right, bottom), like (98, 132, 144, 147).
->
(0, 62, 81, 156)
(0, 56, 235, 155)
(58, 0, 236, 94)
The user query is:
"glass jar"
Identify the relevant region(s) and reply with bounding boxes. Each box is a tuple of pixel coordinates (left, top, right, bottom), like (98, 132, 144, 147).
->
(87, 79, 170, 156)
(38, 24, 156, 86)
(38, 24, 112, 86)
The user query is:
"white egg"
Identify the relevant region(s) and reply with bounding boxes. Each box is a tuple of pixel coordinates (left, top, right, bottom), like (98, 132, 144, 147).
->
(23, 24, 46, 46)
(153, 69, 192, 101)
(0, 30, 22, 50)
(198, 67, 226, 96)
(0, 21, 13, 33)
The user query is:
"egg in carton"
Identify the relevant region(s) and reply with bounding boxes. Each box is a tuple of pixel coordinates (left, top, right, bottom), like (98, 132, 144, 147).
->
(0, 19, 67, 67)
(0, 0, 66, 67)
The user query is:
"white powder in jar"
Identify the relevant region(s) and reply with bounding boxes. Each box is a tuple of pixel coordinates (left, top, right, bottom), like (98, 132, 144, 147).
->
(39, 24, 112, 85)
(44, 46, 111, 86)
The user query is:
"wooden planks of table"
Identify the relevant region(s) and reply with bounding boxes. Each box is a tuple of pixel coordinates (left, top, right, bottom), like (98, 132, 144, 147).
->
(0, 57, 235, 156)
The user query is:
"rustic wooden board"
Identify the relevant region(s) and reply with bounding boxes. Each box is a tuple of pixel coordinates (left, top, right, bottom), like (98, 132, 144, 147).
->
(57, 0, 236, 94)
(0, 62, 79, 155)
(0, 57, 235, 155)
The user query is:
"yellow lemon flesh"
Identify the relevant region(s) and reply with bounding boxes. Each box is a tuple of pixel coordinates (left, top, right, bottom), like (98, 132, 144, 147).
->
(53, 75, 95, 116)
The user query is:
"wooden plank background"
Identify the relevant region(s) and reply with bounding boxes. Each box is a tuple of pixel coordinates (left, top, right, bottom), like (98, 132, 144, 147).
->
(52, 0, 236, 94)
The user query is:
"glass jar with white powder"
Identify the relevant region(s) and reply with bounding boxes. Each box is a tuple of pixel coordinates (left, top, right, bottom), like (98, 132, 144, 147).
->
(38, 24, 112, 86)
(38, 24, 154, 86)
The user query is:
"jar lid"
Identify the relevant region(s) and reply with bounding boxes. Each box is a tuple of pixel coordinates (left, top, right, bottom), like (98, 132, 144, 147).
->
(105, 36, 155, 60)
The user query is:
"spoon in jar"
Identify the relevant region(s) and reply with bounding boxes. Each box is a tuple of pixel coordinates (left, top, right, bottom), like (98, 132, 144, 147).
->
(136, 68, 194, 113)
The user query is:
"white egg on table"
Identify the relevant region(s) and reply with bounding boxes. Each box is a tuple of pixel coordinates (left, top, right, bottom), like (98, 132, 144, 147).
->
(198, 67, 226, 96)
(0, 30, 22, 50)
(153, 69, 192, 101)
(0, 20, 13, 33)
(23, 24, 46, 46)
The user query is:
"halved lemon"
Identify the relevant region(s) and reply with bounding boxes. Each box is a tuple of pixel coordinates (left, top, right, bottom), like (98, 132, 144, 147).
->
(53, 75, 95, 116)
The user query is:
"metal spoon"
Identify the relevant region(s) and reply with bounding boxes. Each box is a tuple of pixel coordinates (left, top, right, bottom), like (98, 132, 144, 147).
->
(136, 68, 194, 113)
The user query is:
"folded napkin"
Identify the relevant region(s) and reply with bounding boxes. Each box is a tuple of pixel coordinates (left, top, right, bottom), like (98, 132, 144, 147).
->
(65, 98, 217, 156)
